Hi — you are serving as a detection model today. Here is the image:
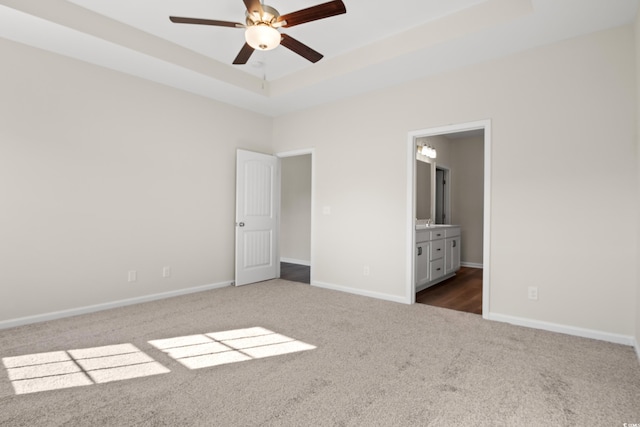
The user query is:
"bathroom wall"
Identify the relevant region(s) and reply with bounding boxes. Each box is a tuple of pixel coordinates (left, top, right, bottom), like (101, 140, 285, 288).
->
(450, 136, 484, 266)
(416, 134, 484, 266)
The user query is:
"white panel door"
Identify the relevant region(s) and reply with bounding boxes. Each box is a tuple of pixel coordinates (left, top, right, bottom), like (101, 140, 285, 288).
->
(235, 149, 279, 286)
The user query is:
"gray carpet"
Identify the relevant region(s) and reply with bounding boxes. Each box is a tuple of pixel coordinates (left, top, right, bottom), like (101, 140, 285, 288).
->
(0, 279, 639, 426)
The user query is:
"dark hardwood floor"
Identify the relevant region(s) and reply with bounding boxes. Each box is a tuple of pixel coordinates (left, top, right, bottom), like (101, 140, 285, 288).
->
(416, 267, 483, 315)
(280, 262, 310, 284)
(280, 262, 481, 315)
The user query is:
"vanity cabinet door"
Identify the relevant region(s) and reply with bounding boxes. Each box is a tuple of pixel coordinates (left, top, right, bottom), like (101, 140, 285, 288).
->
(445, 236, 461, 275)
(416, 243, 429, 287)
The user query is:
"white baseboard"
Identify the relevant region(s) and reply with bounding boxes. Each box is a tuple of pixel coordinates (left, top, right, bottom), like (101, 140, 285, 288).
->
(635, 339, 640, 363)
(486, 312, 636, 347)
(312, 281, 406, 304)
(280, 258, 311, 266)
(461, 262, 483, 269)
(0, 280, 233, 330)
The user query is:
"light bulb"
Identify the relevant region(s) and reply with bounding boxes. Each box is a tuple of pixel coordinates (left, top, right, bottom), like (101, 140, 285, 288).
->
(245, 24, 281, 51)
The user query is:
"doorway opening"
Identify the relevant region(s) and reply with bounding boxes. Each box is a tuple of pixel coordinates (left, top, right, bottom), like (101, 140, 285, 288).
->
(406, 121, 491, 318)
(277, 149, 314, 284)
(434, 165, 450, 224)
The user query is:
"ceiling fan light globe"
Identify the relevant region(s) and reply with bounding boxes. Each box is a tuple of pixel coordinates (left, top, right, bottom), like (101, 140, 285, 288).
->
(245, 25, 281, 51)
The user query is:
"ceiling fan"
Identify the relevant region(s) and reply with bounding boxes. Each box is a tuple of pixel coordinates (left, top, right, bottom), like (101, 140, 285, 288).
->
(169, 0, 346, 65)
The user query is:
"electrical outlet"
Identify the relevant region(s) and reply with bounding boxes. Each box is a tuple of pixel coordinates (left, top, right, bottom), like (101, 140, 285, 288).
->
(128, 270, 137, 283)
(527, 286, 538, 300)
(363, 265, 370, 276)
(162, 266, 171, 278)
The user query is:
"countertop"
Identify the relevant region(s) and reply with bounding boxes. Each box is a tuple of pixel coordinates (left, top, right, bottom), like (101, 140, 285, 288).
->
(415, 224, 460, 230)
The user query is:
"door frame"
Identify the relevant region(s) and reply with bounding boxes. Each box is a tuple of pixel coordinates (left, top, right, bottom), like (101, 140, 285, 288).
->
(406, 120, 491, 318)
(276, 148, 315, 284)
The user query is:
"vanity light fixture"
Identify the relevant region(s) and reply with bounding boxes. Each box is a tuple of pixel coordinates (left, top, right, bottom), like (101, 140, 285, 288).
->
(419, 145, 437, 159)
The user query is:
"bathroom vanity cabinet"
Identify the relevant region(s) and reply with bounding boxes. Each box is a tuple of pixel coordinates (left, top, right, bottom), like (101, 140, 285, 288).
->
(415, 225, 461, 292)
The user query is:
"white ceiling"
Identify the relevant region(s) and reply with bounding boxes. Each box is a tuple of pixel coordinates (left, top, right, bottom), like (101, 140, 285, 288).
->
(0, 0, 637, 116)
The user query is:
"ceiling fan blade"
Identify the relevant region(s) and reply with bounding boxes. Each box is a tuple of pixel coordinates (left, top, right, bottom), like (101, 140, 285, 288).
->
(233, 43, 255, 65)
(170, 16, 244, 28)
(243, 0, 264, 17)
(277, 0, 346, 28)
(280, 34, 323, 63)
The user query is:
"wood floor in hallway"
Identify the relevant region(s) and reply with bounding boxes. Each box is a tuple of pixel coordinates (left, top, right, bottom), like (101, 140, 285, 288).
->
(280, 262, 482, 315)
(280, 262, 310, 284)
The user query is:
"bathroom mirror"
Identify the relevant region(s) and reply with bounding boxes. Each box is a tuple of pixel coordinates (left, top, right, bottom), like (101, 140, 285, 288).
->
(416, 140, 449, 224)
(416, 157, 450, 224)
(416, 157, 434, 220)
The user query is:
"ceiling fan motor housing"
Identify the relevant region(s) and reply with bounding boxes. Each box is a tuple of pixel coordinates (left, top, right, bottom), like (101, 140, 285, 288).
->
(245, 5, 281, 27)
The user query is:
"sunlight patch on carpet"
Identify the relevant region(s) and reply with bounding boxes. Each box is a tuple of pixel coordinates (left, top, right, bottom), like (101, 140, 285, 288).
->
(2, 343, 169, 395)
(149, 326, 316, 370)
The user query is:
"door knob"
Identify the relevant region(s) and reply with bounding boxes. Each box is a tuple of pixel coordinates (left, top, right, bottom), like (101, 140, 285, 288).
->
(237, 222, 245, 227)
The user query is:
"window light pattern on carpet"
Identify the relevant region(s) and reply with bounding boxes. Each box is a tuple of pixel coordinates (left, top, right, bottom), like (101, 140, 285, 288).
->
(2, 343, 170, 395)
(148, 326, 315, 370)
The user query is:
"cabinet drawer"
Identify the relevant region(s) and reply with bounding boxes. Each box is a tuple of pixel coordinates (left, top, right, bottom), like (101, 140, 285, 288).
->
(416, 230, 430, 243)
(430, 239, 444, 260)
(430, 230, 445, 240)
(430, 258, 444, 280)
(445, 227, 460, 238)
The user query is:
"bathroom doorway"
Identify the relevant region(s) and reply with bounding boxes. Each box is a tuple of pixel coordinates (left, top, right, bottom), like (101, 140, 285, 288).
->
(434, 165, 449, 224)
(406, 120, 491, 318)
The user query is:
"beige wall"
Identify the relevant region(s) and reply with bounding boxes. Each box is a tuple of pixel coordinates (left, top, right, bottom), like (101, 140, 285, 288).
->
(636, 9, 640, 355)
(273, 25, 637, 336)
(0, 38, 272, 321)
(280, 155, 312, 264)
(450, 136, 484, 266)
(1, 24, 638, 343)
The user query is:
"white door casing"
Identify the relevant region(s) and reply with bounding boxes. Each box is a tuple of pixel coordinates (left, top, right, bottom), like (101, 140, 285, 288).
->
(407, 120, 491, 318)
(235, 149, 280, 286)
